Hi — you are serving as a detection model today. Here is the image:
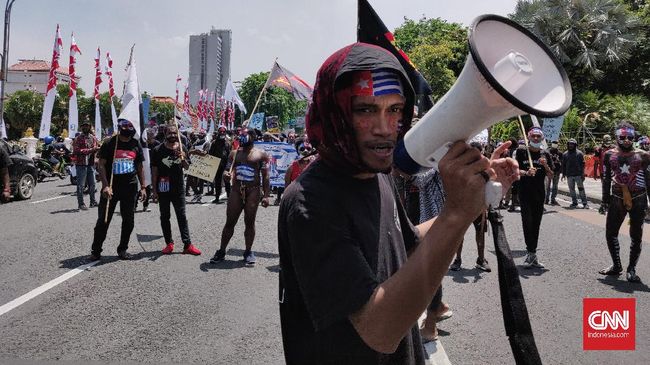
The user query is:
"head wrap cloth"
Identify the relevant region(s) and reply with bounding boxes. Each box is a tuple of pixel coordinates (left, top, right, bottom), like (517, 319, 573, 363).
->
(307, 43, 415, 175)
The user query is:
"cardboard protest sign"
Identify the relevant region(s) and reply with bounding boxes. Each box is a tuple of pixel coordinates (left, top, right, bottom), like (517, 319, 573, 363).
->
(187, 155, 221, 182)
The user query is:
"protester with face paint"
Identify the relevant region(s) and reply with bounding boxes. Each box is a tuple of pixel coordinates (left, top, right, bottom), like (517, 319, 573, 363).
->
(284, 137, 316, 188)
(210, 127, 271, 266)
(600, 121, 650, 283)
(89, 119, 147, 261)
(151, 125, 202, 256)
(560, 138, 588, 209)
(276, 43, 519, 364)
(515, 126, 553, 269)
(73, 120, 99, 210)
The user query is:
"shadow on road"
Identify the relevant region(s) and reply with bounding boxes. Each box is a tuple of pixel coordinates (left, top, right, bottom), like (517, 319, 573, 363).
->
(517, 265, 550, 279)
(227, 248, 279, 259)
(445, 268, 485, 284)
(50, 208, 79, 214)
(199, 260, 247, 271)
(597, 276, 650, 293)
(489, 249, 528, 259)
(59, 250, 162, 269)
(266, 264, 280, 273)
(136, 234, 164, 243)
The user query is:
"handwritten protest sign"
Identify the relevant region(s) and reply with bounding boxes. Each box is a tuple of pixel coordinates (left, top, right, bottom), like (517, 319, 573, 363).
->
(187, 155, 221, 182)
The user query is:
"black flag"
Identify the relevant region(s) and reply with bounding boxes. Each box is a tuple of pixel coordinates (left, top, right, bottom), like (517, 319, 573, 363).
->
(357, 0, 433, 112)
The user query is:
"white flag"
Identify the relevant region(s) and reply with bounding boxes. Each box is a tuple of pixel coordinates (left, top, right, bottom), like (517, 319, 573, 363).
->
(39, 24, 63, 138)
(68, 33, 82, 138)
(224, 77, 247, 114)
(118, 54, 141, 137)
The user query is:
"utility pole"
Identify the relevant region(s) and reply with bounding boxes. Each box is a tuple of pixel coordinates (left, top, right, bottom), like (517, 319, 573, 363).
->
(0, 0, 17, 138)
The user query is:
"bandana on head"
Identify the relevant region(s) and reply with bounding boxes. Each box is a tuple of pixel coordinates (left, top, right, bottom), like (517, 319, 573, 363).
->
(306, 43, 415, 175)
(616, 127, 635, 137)
(351, 69, 404, 97)
(527, 126, 544, 139)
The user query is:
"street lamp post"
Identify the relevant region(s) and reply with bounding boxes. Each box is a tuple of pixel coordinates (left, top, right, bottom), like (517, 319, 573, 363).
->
(0, 0, 17, 138)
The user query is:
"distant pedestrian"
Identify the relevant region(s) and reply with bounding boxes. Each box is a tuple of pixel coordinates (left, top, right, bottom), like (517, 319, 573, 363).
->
(0, 139, 12, 203)
(545, 141, 561, 206)
(72, 120, 99, 210)
(561, 138, 588, 209)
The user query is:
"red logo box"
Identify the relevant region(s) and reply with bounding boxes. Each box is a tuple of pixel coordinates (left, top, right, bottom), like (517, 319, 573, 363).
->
(583, 298, 635, 350)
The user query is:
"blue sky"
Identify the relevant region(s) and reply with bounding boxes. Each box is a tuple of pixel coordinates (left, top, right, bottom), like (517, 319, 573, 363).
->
(7, 0, 518, 97)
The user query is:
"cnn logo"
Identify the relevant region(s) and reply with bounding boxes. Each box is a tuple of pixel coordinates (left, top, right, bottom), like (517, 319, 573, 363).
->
(583, 298, 635, 350)
(588, 310, 629, 330)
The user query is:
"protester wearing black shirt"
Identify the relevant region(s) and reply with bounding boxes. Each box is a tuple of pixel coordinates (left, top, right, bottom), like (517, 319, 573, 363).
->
(515, 127, 553, 269)
(90, 119, 146, 261)
(151, 125, 201, 256)
(277, 43, 519, 364)
(208, 126, 231, 203)
(545, 141, 562, 205)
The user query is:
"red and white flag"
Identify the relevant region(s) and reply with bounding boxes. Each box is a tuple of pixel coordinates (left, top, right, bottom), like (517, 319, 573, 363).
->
(175, 74, 182, 105)
(93, 47, 103, 138)
(39, 24, 63, 138)
(68, 32, 81, 138)
(207, 91, 216, 135)
(196, 89, 205, 130)
(183, 85, 190, 114)
(105, 52, 118, 133)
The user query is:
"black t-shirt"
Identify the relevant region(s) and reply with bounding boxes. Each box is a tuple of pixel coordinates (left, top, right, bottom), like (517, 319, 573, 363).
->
(515, 148, 551, 194)
(98, 136, 144, 186)
(151, 143, 188, 193)
(278, 160, 424, 365)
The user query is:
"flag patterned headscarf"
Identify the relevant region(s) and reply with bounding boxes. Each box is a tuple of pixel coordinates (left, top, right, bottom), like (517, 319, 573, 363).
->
(307, 42, 415, 175)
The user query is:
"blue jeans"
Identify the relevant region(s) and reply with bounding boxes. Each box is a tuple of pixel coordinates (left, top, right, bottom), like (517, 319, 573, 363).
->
(545, 174, 560, 202)
(567, 175, 588, 205)
(76, 165, 97, 206)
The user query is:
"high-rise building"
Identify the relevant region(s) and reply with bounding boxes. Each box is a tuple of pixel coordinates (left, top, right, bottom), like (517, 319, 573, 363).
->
(188, 27, 231, 106)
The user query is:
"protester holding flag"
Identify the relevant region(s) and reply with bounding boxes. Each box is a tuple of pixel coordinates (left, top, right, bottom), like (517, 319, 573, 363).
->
(208, 125, 231, 204)
(151, 125, 201, 256)
(89, 119, 146, 261)
(277, 42, 519, 364)
(72, 120, 98, 210)
(210, 128, 271, 266)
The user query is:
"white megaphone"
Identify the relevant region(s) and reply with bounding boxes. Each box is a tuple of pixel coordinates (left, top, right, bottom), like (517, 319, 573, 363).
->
(394, 14, 572, 207)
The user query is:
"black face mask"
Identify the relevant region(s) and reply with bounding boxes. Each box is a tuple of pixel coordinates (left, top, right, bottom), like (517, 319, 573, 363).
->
(119, 128, 135, 138)
(166, 136, 178, 142)
(568, 144, 576, 151)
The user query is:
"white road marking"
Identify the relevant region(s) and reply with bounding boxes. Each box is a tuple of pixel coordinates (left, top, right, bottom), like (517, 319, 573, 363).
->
(30, 195, 68, 204)
(0, 260, 99, 317)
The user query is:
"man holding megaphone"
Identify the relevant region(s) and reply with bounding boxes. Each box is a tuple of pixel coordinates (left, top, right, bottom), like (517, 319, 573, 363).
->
(277, 42, 520, 364)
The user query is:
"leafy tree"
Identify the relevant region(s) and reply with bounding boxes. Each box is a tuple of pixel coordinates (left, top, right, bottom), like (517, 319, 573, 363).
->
(149, 98, 175, 124)
(4, 90, 44, 138)
(393, 17, 468, 101)
(239, 72, 307, 130)
(510, 0, 643, 92)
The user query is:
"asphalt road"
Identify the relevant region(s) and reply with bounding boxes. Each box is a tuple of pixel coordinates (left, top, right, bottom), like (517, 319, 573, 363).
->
(0, 177, 648, 364)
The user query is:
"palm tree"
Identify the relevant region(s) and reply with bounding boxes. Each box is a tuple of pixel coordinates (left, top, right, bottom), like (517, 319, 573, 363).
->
(510, 0, 642, 91)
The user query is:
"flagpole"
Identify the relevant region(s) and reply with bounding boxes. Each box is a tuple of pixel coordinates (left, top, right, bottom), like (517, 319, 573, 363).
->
(247, 57, 277, 123)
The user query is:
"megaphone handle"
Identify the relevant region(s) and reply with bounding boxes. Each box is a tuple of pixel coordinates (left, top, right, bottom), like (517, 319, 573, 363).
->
(485, 181, 502, 208)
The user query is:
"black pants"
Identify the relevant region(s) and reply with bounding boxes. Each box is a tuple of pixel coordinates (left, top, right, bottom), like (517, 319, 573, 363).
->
(91, 184, 138, 255)
(519, 188, 544, 253)
(159, 189, 191, 246)
(214, 163, 229, 197)
(605, 194, 646, 270)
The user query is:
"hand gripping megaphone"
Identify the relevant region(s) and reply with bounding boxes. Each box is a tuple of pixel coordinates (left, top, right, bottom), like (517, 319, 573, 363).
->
(394, 14, 572, 206)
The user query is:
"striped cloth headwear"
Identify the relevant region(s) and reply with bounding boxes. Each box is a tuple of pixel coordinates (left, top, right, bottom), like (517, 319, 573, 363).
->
(351, 68, 403, 97)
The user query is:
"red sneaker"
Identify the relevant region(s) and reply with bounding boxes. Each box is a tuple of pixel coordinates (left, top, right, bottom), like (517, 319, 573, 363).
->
(161, 242, 174, 255)
(183, 244, 201, 256)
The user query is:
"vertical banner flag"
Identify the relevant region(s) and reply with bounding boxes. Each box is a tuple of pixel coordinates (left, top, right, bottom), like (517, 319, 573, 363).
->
(175, 74, 181, 105)
(358, 0, 434, 111)
(118, 46, 142, 138)
(105, 52, 118, 133)
(68, 33, 82, 138)
(265, 62, 313, 100)
(183, 85, 190, 114)
(197, 89, 204, 130)
(224, 77, 247, 114)
(93, 47, 102, 138)
(208, 91, 216, 135)
(39, 24, 63, 138)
